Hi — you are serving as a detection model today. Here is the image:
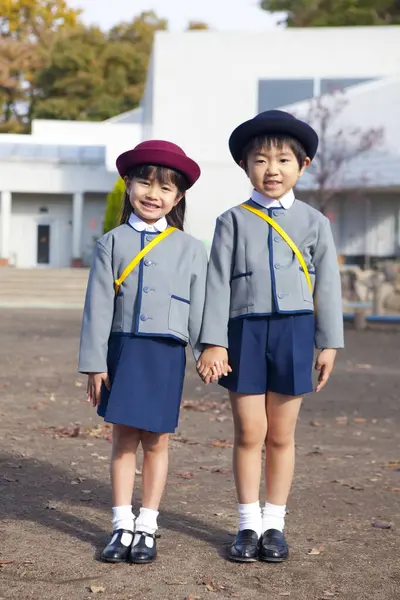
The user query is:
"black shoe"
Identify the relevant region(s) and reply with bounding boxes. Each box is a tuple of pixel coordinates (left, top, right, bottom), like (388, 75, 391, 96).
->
(258, 529, 289, 562)
(228, 529, 259, 562)
(101, 529, 133, 563)
(130, 531, 157, 564)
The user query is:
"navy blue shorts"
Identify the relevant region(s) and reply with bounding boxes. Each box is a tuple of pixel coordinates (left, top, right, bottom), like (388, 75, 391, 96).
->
(98, 334, 186, 433)
(219, 314, 315, 396)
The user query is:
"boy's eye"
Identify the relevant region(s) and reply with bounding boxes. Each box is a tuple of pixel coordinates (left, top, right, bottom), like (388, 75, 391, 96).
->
(255, 159, 265, 164)
(161, 186, 171, 192)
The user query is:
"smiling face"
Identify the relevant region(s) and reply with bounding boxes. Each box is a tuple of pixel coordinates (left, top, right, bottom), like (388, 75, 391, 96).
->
(124, 165, 185, 225)
(240, 136, 310, 200)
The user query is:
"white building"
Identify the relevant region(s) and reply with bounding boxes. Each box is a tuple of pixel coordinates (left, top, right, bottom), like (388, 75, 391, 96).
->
(0, 26, 399, 268)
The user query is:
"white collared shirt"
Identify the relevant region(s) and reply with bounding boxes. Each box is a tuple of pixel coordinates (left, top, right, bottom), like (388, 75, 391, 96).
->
(251, 188, 295, 210)
(128, 212, 168, 232)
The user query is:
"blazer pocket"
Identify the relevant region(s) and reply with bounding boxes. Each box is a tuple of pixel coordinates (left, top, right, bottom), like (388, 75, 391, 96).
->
(299, 267, 315, 304)
(112, 291, 124, 331)
(230, 271, 254, 312)
(168, 295, 190, 338)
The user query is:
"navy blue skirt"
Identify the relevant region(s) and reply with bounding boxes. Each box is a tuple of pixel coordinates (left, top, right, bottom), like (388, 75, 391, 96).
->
(98, 335, 186, 433)
(219, 313, 315, 396)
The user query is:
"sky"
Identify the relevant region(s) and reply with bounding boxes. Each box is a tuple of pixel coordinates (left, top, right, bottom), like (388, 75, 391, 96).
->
(67, 0, 283, 32)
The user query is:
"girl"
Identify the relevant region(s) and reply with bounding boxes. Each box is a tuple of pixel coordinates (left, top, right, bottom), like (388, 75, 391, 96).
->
(197, 110, 344, 562)
(79, 140, 206, 564)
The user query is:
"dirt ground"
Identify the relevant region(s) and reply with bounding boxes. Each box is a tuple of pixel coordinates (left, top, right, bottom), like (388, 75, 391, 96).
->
(0, 310, 399, 600)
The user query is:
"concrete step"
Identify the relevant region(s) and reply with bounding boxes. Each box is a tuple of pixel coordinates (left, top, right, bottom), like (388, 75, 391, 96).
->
(0, 268, 90, 308)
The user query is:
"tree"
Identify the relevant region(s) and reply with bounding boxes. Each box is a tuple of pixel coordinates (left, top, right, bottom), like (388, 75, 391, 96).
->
(260, 0, 400, 27)
(33, 10, 167, 122)
(0, 0, 81, 131)
(300, 90, 384, 214)
(104, 178, 126, 233)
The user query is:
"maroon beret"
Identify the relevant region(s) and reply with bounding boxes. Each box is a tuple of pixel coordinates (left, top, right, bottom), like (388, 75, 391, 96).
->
(116, 140, 201, 188)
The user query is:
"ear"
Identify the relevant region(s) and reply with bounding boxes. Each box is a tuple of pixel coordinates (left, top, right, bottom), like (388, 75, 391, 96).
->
(173, 193, 185, 207)
(123, 175, 131, 192)
(299, 156, 311, 177)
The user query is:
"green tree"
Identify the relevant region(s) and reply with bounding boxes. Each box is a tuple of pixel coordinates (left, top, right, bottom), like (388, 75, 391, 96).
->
(0, 0, 81, 131)
(103, 178, 126, 234)
(34, 10, 167, 121)
(260, 0, 400, 26)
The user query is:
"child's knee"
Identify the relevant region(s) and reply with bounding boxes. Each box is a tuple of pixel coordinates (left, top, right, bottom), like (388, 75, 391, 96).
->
(266, 430, 294, 451)
(235, 423, 265, 450)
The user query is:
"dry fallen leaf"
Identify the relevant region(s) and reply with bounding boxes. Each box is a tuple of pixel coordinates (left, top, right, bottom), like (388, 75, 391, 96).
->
(335, 416, 348, 425)
(45, 501, 58, 510)
(88, 585, 106, 594)
(308, 545, 324, 555)
(353, 417, 367, 424)
(0, 560, 14, 565)
(177, 472, 195, 479)
(355, 363, 372, 370)
(310, 420, 323, 427)
(210, 439, 233, 448)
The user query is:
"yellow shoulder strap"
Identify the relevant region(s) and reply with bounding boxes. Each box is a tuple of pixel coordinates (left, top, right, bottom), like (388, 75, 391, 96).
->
(241, 203, 312, 294)
(114, 227, 177, 295)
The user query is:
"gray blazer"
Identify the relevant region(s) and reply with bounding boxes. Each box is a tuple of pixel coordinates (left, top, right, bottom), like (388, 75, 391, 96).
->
(200, 198, 344, 350)
(78, 224, 208, 373)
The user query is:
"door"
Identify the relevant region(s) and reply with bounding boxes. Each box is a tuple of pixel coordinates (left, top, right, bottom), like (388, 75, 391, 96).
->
(37, 224, 50, 265)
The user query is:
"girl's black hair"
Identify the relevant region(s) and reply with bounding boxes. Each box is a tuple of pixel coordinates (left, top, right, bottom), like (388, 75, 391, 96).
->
(241, 134, 308, 170)
(120, 164, 189, 230)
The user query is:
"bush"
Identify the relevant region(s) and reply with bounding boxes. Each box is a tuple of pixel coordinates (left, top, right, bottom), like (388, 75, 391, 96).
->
(103, 178, 126, 233)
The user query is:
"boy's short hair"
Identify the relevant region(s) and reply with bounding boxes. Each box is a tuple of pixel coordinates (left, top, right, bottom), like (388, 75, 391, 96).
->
(241, 134, 308, 170)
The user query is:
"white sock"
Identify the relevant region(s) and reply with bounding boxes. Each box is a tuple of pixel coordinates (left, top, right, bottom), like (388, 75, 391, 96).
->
(133, 507, 159, 548)
(262, 502, 286, 533)
(238, 501, 262, 537)
(112, 505, 135, 532)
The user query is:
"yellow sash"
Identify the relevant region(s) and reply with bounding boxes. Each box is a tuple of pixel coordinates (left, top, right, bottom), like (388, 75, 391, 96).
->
(114, 227, 177, 295)
(241, 203, 312, 294)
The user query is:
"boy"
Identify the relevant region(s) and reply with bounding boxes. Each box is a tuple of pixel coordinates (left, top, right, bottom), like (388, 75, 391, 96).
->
(197, 110, 344, 562)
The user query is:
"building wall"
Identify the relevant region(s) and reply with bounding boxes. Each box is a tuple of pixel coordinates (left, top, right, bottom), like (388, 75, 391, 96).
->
(9, 194, 73, 267)
(144, 27, 400, 245)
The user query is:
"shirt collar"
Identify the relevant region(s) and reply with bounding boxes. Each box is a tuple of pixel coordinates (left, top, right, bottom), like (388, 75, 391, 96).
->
(251, 188, 295, 210)
(128, 212, 168, 232)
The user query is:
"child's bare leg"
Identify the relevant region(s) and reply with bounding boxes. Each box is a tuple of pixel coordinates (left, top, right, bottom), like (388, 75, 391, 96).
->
(102, 424, 141, 562)
(228, 392, 267, 561)
(230, 392, 268, 503)
(111, 424, 141, 506)
(131, 431, 169, 561)
(262, 392, 302, 534)
(140, 431, 169, 511)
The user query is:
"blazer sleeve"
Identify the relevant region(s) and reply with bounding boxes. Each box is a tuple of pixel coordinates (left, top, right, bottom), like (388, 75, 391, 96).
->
(78, 240, 115, 373)
(200, 215, 234, 348)
(313, 217, 344, 350)
(188, 241, 208, 361)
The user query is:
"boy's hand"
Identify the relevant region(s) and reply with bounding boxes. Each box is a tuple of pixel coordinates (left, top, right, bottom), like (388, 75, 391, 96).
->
(197, 346, 232, 385)
(314, 349, 337, 392)
(87, 372, 110, 406)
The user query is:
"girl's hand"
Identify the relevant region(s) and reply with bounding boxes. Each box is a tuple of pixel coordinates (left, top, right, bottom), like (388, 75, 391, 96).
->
(87, 372, 110, 406)
(197, 346, 232, 385)
(314, 349, 337, 392)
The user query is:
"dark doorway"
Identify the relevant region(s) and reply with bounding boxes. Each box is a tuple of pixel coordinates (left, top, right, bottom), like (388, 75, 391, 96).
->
(37, 224, 50, 264)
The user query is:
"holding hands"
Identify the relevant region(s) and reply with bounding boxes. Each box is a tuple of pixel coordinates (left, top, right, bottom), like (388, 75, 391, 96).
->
(197, 346, 232, 385)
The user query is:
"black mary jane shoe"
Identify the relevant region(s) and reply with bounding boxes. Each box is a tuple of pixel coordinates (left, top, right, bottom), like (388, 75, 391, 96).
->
(258, 528, 289, 562)
(228, 529, 259, 563)
(101, 529, 133, 563)
(130, 531, 157, 564)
